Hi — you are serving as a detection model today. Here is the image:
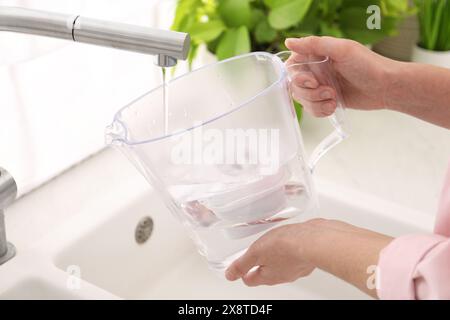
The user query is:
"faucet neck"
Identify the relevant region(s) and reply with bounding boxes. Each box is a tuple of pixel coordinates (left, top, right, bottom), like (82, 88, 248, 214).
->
(0, 6, 190, 66)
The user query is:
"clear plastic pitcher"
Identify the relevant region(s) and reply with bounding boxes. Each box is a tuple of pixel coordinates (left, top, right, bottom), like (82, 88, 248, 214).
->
(105, 51, 348, 271)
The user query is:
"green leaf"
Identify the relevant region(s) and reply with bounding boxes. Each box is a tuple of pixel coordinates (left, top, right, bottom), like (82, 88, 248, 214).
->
(249, 8, 266, 31)
(264, 0, 292, 9)
(341, 0, 380, 8)
(206, 34, 222, 53)
(293, 101, 303, 124)
(416, 0, 450, 51)
(295, 0, 321, 34)
(171, 0, 202, 31)
(255, 19, 278, 43)
(320, 22, 344, 38)
(268, 0, 313, 30)
(218, 0, 252, 28)
(189, 20, 226, 43)
(188, 43, 199, 68)
(216, 26, 251, 60)
(381, 0, 412, 17)
(319, 0, 343, 17)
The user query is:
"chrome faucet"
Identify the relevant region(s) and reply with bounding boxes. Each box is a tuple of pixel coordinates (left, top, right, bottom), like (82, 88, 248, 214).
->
(0, 168, 17, 265)
(0, 6, 190, 67)
(0, 6, 190, 265)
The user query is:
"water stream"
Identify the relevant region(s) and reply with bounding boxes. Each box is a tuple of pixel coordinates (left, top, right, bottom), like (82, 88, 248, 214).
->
(162, 67, 169, 135)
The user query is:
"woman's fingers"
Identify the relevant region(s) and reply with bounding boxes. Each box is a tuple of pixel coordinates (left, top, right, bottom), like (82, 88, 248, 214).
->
(294, 97, 337, 118)
(285, 36, 352, 62)
(225, 248, 259, 281)
(291, 71, 319, 89)
(292, 84, 335, 102)
(242, 266, 311, 287)
(303, 100, 337, 118)
(284, 50, 337, 118)
(242, 267, 273, 287)
(290, 81, 337, 117)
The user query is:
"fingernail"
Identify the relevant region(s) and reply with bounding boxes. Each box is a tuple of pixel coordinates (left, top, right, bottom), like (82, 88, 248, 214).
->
(285, 38, 296, 46)
(320, 91, 332, 99)
(225, 269, 237, 281)
(304, 81, 314, 88)
(322, 102, 336, 113)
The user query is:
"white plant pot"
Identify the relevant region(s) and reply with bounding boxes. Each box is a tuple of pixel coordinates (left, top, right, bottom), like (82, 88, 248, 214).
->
(412, 45, 450, 69)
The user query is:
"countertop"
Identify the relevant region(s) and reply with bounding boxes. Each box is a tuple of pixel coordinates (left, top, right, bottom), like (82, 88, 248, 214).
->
(303, 109, 450, 216)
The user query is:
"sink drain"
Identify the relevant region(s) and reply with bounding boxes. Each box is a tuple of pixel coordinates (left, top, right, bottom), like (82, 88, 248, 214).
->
(135, 216, 154, 244)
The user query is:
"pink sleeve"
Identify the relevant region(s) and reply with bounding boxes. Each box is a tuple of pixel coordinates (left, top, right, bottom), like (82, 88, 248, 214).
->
(377, 234, 450, 299)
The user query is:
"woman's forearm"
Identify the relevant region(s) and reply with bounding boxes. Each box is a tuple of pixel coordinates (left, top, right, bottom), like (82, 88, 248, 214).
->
(302, 220, 394, 298)
(387, 62, 450, 129)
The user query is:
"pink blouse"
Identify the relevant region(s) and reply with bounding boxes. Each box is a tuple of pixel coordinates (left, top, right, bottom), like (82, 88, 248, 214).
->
(378, 161, 450, 299)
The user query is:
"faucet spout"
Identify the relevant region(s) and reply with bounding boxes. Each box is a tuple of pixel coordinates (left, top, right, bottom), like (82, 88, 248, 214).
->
(0, 6, 190, 66)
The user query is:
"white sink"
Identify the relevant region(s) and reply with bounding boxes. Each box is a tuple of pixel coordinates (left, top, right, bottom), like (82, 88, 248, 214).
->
(1, 278, 80, 300)
(0, 149, 434, 300)
(0, 254, 117, 300)
(30, 182, 432, 299)
(53, 190, 194, 298)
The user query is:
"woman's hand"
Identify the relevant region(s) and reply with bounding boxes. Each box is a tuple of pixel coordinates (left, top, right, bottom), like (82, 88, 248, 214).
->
(225, 223, 316, 286)
(285, 36, 397, 117)
(285, 36, 450, 129)
(225, 219, 393, 298)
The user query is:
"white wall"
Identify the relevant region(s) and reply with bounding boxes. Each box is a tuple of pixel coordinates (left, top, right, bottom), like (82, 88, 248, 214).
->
(0, 0, 166, 196)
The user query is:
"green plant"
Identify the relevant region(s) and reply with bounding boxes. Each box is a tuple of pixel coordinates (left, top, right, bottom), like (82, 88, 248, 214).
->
(171, 0, 415, 64)
(415, 0, 450, 51)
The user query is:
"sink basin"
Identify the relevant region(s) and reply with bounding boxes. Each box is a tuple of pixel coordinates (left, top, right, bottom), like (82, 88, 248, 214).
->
(0, 278, 80, 300)
(53, 191, 194, 298)
(0, 255, 117, 300)
(37, 178, 430, 299)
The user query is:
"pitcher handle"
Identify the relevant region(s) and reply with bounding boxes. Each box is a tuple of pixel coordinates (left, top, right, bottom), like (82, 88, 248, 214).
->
(275, 51, 349, 173)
